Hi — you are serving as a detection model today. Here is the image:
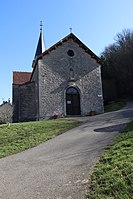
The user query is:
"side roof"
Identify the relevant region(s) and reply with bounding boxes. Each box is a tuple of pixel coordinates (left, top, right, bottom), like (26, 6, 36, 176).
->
(13, 72, 31, 85)
(34, 33, 100, 63)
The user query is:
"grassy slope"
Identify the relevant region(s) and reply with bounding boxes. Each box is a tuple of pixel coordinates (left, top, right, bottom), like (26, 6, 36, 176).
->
(104, 102, 125, 112)
(0, 119, 80, 158)
(87, 120, 133, 199)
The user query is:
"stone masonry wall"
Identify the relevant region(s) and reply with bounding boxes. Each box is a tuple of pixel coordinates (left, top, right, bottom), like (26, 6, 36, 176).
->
(31, 65, 39, 120)
(38, 38, 104, 119)
(19, 82, 36, 121)
(12, 84, 20, 122)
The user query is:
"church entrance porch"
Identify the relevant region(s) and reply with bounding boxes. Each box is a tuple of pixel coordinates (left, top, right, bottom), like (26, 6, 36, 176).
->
(66, 87, 81, 115)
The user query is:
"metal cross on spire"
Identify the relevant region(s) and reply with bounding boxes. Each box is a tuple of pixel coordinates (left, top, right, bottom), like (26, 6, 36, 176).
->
(40, 21, 43, 32)
(69, 27, 72, 33)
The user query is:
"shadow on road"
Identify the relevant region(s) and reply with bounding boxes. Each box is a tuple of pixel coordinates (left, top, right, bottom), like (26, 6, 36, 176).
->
(94, 123, 128, 133)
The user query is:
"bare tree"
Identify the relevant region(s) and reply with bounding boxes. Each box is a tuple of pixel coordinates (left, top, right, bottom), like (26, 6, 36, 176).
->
(0, 102, 13, 124)
(101, 29, 133, 102)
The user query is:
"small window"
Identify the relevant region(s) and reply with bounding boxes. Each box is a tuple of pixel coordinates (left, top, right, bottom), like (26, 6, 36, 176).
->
(70, 68, 74, 80)
(67, 49, 74, 57)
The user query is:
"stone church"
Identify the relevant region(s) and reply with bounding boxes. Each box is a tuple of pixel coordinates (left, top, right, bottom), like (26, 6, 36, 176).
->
(12, 29, 104, 122)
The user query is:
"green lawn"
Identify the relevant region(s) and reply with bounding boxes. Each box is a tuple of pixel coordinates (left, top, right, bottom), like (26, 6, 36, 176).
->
(0, 119, 80, 158)
(104, 102, 125, 112)
(87, 120, 133, 199)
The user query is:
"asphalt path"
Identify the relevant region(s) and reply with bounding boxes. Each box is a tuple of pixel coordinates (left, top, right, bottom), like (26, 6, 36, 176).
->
(0, 102, 133, 199)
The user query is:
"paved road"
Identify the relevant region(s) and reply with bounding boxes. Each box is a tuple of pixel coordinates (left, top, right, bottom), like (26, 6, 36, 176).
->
(0, 102, 133, 199)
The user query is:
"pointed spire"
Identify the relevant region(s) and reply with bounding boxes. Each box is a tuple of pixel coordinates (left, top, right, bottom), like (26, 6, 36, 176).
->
(34, 21, 45, 59)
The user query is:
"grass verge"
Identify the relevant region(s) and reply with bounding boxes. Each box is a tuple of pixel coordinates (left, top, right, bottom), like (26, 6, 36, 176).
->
(0, 119, 80, 158)
(87, 120, 133, 199)
(104, 101, 125, 112)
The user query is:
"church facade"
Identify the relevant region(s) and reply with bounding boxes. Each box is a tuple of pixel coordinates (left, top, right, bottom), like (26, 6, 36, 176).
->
(12, 31, 104, 122)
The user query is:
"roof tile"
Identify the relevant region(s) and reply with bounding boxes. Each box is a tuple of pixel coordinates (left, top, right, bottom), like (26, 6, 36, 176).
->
(13, 72, 31, 85)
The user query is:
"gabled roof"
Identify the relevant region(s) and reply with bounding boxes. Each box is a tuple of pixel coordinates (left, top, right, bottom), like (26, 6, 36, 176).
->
(34, 33, 100, 63)
(13, 72, 31, 85)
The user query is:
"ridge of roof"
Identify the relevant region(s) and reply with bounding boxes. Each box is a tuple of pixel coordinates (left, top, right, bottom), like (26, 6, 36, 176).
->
(13, 71, 31, 73)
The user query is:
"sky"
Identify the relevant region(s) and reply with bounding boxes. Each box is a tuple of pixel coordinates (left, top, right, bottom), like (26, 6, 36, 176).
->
(0, 0, 133, 104)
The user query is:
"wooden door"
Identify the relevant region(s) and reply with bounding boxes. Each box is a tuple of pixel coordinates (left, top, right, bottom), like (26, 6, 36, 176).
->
(66, 87, 80, 115)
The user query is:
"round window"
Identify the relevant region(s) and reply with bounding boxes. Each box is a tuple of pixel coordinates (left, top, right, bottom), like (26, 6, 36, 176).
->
(67, 49, 74, 57)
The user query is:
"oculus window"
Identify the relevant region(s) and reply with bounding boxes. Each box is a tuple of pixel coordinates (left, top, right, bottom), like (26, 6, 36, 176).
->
(67, 49, 74, 57)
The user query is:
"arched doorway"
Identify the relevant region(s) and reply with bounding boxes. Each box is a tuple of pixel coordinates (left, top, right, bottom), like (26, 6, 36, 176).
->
(66, 87, 81, 115)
